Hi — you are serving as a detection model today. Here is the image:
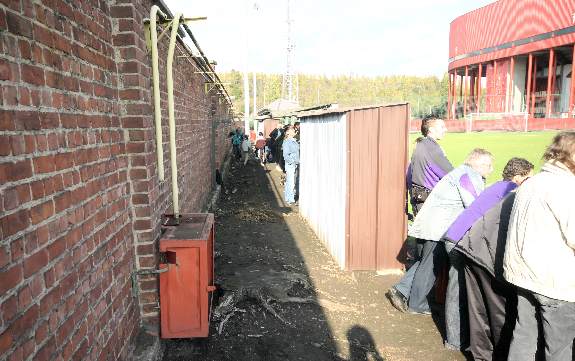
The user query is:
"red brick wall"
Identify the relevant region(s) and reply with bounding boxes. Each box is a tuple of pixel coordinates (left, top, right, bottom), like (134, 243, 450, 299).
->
(0, 0, 232, 359)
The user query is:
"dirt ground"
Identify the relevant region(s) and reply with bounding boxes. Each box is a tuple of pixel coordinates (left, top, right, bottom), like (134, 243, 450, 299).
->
(162, 155, 469, 361)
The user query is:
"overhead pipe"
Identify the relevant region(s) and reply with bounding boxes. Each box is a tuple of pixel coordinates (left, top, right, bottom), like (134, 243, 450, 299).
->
(167, 13, 182, 218)
(150, 5, 167, 181)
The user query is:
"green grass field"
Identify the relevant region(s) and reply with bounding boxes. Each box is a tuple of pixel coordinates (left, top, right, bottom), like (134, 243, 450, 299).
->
(409, 131, 558, 185)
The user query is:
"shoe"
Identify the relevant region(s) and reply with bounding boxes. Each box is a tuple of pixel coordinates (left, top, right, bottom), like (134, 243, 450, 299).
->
(385, 288, 407, 312)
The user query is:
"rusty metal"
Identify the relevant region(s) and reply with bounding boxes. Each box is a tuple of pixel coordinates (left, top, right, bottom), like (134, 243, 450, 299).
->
(159, 213, 215, 338)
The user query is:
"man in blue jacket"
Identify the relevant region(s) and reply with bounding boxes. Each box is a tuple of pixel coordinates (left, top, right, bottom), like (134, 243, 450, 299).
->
(282, 126, 299, 205)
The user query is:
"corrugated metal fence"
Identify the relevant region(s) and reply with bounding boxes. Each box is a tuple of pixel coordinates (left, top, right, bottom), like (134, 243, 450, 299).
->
(298, 104, 409, 271)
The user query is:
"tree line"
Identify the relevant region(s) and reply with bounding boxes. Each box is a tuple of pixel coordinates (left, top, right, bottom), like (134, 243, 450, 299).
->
(219, 70, 450, 119)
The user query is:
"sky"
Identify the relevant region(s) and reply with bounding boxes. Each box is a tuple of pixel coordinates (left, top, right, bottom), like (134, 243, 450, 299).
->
(164, 0, 494, 78)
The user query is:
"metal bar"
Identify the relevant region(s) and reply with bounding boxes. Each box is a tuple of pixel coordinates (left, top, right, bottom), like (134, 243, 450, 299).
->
(493, 60, 497, 112)
(547, 48, 555, 117)
(550, 49, 557, 115)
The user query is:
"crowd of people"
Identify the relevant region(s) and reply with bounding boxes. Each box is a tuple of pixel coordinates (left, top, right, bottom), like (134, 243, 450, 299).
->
(229, 122, 301, 206)
(386, 117, 575, 361)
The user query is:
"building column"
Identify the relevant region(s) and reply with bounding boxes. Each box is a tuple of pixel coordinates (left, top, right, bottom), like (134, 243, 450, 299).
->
(447, 71, 452, 120)
(477, 63, 483, 113)
(526, 54, 533, 115)
(570, 44, 575, 117)
(508, 57, 515, 112)
(531, 56, 538, 116)
(464, 66, 469, 116)
(546, 48, 555, 117)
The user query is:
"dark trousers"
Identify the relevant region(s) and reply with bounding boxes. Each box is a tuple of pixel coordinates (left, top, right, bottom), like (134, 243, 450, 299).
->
(407, 240, 447, 313)
(508, 288, 575, 361)
(464, 261, 517, 361)
(445, 250, 469, 350)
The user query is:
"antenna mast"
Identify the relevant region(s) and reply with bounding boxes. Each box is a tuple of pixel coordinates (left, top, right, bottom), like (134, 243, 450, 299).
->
(282, 0, 295, 102)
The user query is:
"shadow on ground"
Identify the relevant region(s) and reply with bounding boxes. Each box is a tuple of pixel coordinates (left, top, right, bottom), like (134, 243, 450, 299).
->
(162, 156, 467, 361)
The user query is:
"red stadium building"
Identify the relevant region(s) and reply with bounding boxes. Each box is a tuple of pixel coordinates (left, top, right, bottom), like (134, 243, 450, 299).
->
(447, 0, 575, 130)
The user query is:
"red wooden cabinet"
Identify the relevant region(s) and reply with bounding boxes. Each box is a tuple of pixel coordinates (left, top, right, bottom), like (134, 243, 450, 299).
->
(159, 213, 215, 338)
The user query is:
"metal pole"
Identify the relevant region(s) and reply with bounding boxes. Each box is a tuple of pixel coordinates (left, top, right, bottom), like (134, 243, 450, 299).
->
(546, 48, 555, 118)
(243, 1, 250, 135)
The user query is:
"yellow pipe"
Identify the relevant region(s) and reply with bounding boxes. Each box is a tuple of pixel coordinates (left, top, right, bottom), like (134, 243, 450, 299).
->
(150, 5, 166, 181)
(167, 14, 182, 217)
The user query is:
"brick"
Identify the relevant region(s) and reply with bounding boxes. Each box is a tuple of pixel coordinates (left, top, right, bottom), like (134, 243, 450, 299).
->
(21, 63, 45, 86)
(33, 23, 54, 47)
(40, 112, 60, 128)
(0, 110, 15, 130)
(0, 264, 23, 294)
(0, 135, 10, 155)
(30, 200, 54, 224)
(30, 180, 45, 200)
(14, 110, 41, 130)
(1, 295, 17, 324)
(23, 248, 48, 277)
(54, 152, 74, 170)
(0, 159, 33, 182)
(54, 192, 70, 213)
(34, 155, 56, 174)
(0, 59, 13, 80)
(110, 5, 134, 18)
(10, 135, 25, 155)
(15, 183, 31, 204)
(0, 245, 9, 268)
(6, 11, 32, 38)
(2, 85, 17, 106)
(48, 235, 66, 262)
(3, 187, 19, 211)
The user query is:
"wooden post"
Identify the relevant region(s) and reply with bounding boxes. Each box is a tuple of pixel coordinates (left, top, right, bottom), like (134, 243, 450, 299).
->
(547, 48, 555, 117)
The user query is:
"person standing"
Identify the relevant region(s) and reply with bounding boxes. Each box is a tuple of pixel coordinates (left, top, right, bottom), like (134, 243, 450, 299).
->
(407, 118, 453, 216)
(255, 132, 266, 163)
(444, 157, 534, 360)
(388, 118, 453, 307)
(386, 149, 493, 318)
(282, 126, 299, 205)
(241, 135, 251, 166)
(232, 128, 243, 160)
(504, 131, 575, 361)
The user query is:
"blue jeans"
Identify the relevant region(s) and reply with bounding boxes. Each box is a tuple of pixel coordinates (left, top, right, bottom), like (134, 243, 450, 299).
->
(285, 163, 297, 203)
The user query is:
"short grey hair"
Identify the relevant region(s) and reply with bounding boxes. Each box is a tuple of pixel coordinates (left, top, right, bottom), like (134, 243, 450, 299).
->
(464, 148, 493, 166)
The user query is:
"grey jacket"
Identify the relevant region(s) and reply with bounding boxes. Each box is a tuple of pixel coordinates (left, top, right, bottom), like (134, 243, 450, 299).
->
(408, 164, 485, 241)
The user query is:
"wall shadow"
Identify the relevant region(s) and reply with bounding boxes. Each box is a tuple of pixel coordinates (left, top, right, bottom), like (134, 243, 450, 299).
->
(162, 155, 345, 360)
